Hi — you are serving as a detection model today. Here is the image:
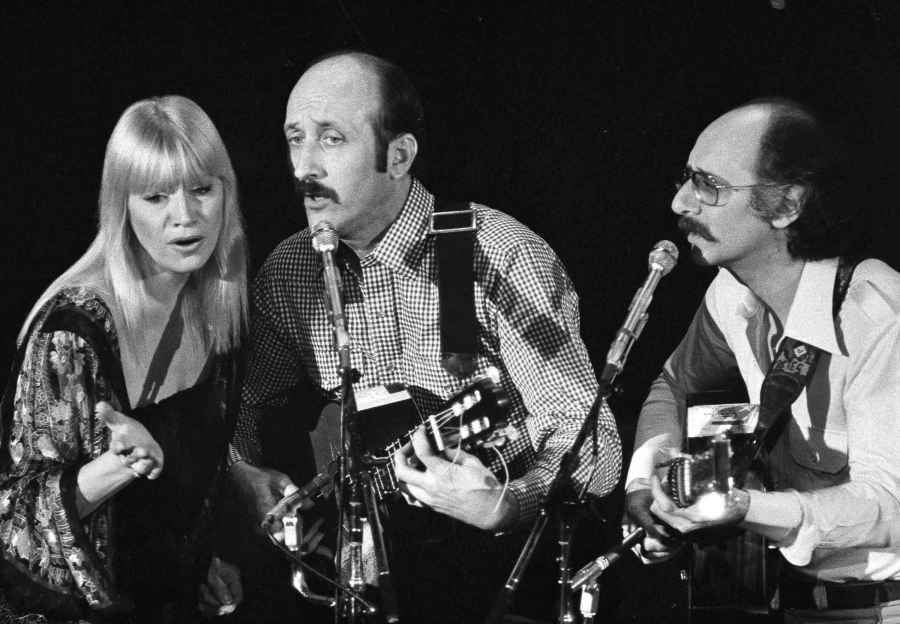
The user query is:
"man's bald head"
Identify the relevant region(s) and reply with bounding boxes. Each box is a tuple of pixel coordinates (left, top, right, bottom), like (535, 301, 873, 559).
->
(718, 97, 855, 260)
(296, 51, 424, 172)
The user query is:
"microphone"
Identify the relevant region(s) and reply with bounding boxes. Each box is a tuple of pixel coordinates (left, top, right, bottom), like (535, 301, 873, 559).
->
(599, 240, 678, 393)
(570, 527, 645, 589)
(311, 221, 351, 361)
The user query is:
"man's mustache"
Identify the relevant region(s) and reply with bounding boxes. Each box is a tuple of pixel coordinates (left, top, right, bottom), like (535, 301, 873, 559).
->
(678, 217, 718, 243)
(295, 178, 340, 204)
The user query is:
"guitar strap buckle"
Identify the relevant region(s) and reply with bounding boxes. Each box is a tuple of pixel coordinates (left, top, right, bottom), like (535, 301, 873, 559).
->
(428, 208, 476, 235)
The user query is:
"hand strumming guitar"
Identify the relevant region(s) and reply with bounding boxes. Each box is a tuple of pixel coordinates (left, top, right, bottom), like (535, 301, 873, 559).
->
(648, 474, 750, 535)
(392, 426, 519, 531)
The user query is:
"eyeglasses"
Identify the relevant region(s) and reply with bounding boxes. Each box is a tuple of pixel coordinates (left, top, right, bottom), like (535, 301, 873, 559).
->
(676, 166, 786, 207)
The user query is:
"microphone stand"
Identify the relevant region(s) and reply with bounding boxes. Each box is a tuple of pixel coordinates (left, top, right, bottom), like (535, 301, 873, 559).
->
(333, 339, 398, 623)
(485, 289, 656, 624)
(333, 350, 364, 623)
(485, 386, 609, 624)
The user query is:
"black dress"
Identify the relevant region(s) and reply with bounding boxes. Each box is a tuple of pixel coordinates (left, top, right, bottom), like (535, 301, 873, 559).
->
(113, 374, 234, 623)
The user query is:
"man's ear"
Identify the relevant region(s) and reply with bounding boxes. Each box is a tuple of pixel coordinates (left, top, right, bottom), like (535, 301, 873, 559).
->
(387, 133, 418, 178)
(771, 184, 806, 229)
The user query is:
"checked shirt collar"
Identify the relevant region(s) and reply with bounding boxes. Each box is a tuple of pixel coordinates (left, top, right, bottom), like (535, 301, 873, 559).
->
(338, 178, 434, 281)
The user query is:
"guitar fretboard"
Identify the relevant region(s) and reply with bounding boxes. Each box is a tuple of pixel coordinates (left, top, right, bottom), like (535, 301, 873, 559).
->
(369, 391, 492, 500)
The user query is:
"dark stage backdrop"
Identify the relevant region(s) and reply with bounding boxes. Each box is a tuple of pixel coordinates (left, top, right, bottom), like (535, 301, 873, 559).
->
(3, 1, 900, 621)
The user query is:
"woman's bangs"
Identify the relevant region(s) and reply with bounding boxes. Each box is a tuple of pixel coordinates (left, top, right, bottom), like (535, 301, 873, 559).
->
(126, 132, 212, 196)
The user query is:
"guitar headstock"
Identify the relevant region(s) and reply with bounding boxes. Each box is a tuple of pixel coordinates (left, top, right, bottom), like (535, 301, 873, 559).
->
(426, 367, 511, 453)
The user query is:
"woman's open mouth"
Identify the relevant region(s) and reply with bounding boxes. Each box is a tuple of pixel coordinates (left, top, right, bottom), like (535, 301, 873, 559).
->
(170, 236, 204, 252)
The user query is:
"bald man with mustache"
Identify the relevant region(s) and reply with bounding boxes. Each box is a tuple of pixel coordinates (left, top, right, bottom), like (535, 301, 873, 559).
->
(624, 98, 900, 623)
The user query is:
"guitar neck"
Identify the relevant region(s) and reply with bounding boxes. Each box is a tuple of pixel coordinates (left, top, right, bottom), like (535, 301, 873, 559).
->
(367, 412, 452, 501)
(314, 373, 507, 503)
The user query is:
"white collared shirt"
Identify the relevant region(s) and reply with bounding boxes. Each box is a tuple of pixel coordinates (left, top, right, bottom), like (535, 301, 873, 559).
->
(627, 258, 900, 581)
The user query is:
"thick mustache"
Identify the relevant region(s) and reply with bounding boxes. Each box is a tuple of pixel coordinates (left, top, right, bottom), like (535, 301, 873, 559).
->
(678, 217, 717, 243)
(295, 179, 340, 203)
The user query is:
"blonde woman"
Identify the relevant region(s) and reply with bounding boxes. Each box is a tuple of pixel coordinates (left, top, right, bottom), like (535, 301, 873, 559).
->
(0, 96, 248, 623)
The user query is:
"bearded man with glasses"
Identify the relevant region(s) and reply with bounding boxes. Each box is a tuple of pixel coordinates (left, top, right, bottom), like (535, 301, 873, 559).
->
(624, 97, 900, 623)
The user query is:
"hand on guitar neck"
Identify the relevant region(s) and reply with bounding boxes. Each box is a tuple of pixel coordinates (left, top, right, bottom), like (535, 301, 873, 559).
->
(392, 426, 519, 532)
(624, 481, 684, 562)
(260, 371, 513, 540)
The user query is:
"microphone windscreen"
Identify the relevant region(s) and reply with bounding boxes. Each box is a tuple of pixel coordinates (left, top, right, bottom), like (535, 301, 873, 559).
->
(649, 239, 678, 275)
(311, 221, 339, 252)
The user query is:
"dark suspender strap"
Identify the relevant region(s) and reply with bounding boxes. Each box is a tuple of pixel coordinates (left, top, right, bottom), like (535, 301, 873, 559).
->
(430, 197, 477, 378)
(752, 256, 860, 459)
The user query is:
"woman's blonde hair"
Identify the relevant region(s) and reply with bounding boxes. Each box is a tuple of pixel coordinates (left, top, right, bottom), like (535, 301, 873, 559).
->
(20, 95, 248, 353)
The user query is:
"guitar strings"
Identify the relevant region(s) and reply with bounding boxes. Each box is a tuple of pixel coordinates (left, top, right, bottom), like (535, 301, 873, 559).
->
(449, 402, 466, 464)
(490, 445, 510, 517)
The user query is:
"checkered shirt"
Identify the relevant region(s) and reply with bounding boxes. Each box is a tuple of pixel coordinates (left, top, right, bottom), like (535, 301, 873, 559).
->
(231, 179, 622, 523)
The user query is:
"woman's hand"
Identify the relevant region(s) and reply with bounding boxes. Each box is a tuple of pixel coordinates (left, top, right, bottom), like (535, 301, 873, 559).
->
(199, 556, 242, 617)
(97, 401, 164, 479)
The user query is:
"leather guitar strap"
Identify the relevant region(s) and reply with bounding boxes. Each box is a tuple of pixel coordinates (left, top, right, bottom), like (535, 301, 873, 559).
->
(430, 197, 478, 378)
(750, 257, 859, 469)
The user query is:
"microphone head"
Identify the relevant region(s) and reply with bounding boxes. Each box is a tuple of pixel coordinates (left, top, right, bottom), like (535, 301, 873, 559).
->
(311, 221, 339, 253)
(649, 240, 678, 276)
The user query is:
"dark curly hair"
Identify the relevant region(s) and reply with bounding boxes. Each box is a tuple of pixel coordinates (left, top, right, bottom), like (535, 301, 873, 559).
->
(747, 97, 863, 260)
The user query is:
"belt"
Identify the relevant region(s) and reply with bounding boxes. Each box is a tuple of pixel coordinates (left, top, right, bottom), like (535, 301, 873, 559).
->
(779, 579, 900, 610)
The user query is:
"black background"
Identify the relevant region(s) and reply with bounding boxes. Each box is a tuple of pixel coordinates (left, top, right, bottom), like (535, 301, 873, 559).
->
(4, 1, 900, 620)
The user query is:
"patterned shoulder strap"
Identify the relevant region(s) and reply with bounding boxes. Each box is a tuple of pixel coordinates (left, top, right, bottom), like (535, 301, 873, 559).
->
(752, 256, 861, 460)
